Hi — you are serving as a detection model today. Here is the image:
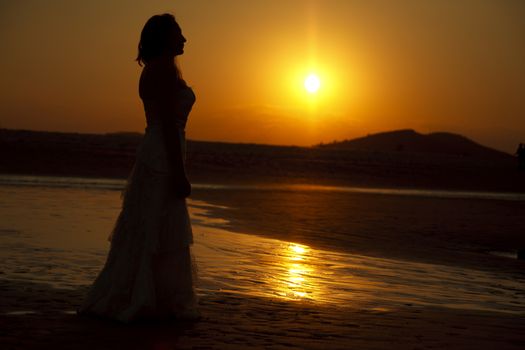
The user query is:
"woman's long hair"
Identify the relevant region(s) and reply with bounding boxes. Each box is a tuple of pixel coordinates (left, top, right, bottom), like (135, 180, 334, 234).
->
(136, 13, 184, 81)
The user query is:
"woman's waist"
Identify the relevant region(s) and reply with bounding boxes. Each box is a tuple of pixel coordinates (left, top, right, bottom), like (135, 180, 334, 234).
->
(144, 122, 186, 134)
(141, 125, 186, 148)
(138, 131, 186, 164)
(145, 112, 187, 128)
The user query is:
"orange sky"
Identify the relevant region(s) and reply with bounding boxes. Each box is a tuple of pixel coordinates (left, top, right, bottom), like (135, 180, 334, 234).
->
(1, 0, 524, 152)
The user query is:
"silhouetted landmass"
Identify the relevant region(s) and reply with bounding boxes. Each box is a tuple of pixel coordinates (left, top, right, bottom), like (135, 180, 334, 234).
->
(319, 129, 513, 161)
(1, 128, 523, 192)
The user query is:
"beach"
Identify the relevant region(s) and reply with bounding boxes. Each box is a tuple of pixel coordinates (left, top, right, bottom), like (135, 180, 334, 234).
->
(1, 176, 525, 349)
(3, 0, 525, 347)
(3, 280, 525, 349)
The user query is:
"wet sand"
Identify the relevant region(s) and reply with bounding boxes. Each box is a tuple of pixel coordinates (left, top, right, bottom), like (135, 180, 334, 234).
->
(2, 280, 525, 349)
(192, 185, 525, 274)
(1, 181, 525, 349)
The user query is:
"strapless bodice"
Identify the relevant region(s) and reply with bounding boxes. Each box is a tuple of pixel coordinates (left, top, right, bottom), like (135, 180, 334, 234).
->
(137, 85, 194, 174)
(142, 86, 195, 129)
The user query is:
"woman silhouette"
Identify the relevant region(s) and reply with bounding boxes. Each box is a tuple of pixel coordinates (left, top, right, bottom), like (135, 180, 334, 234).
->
(77, 13, 199, 323)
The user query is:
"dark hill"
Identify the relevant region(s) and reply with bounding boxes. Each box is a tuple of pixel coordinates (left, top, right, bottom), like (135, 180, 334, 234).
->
(1, 128, 524, 192)
(320, 129, 512, 161)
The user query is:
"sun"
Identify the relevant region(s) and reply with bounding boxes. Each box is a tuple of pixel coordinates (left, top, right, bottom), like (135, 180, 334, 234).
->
(304, 74, 321, 94)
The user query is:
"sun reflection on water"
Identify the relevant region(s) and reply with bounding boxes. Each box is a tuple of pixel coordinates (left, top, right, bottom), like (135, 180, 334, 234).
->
(2, 181, 525, 316)
(273, 243, 316, 300)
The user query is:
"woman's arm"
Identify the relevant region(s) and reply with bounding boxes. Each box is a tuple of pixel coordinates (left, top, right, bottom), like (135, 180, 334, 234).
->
(162, 117, 191, 198)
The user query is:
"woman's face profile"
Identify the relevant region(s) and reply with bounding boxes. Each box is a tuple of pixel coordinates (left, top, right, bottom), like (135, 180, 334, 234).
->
(170, 24, 186, 56)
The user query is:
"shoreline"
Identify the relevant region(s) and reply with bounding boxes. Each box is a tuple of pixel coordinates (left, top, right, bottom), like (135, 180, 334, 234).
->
(1, 173, 525, 275)
(2, 173, 525, 200)
(2, 169, 525, 197)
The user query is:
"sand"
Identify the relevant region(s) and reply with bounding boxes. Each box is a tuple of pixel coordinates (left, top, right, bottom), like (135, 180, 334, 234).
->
(2, 279, 525, 350)
(1, 181, 525, 349)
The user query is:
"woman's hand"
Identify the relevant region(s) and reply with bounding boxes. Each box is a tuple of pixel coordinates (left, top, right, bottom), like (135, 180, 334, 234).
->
(171, 174, 191, 198)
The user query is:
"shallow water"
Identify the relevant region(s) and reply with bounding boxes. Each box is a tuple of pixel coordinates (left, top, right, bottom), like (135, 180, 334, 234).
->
(1, 178, 524, 315)
(1, 174, 524, 201)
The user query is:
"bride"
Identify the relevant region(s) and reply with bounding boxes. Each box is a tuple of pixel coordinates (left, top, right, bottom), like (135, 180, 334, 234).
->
(77, 13, 199, 323)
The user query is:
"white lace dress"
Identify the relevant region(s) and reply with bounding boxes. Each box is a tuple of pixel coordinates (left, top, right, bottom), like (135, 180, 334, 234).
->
(77, 86, 198, 323)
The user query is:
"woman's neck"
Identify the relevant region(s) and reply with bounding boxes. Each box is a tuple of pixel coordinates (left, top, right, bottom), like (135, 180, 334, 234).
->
(144, 55, 186, 87)
(147, 55, 175, 67)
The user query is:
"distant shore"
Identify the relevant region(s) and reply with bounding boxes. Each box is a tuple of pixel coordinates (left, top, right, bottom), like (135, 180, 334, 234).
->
(2, 128, 524, 192)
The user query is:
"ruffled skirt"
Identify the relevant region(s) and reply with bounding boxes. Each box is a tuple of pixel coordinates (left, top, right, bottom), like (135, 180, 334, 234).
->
(77, 125, 198, 323)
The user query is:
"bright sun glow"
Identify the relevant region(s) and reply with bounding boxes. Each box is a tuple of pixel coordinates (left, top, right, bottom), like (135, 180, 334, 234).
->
(304, 74, 321, 93)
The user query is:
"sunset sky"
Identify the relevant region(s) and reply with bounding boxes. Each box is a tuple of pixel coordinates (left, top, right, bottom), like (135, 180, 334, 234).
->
(1, 0, 524, 152)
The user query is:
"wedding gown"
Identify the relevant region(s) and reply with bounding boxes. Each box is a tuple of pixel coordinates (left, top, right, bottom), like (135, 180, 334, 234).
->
(77, 84, 198, 323)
